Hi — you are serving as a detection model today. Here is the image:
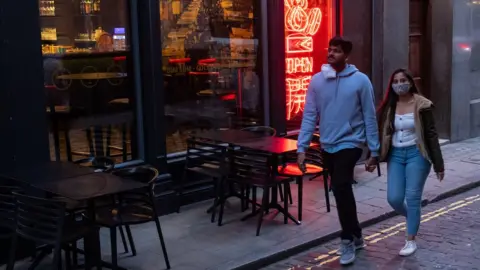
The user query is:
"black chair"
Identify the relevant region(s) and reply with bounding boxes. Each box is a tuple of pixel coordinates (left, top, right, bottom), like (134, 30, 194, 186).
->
(240, 126, 276, 137)
(177, 138, 231, 219)
(221, 149, 297, 236)
(8, 192, 96, 270)
(92, 166, 171, 269)
(279, 146, 330, 218)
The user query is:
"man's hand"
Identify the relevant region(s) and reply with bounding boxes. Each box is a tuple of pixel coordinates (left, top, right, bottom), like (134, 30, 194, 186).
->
(365, 157, 378, 172)
(436, 171, 445, 181)
(297, 152, 306, 173)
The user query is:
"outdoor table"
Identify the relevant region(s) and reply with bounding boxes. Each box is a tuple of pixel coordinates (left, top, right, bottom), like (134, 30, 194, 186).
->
(191, 129, 263, 145)
(0, 161, 96, 184)
(233, 136, 304, 224)
(1, 161, 146, 270)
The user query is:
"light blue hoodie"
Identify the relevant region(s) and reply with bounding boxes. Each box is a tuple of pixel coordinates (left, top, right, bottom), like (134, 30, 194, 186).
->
(297, 64, 380, 156)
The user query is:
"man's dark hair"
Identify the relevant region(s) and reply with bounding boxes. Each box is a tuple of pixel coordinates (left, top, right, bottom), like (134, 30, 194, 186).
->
(328, 36, 353, 55)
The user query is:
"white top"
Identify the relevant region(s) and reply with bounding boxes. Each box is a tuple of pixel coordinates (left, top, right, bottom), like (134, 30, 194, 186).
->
(392, 113, 417, 148)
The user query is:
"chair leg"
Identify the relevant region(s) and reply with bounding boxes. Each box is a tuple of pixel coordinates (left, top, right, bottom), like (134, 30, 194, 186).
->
(278, 184, 284, 202)
(218, 179, 226, 226)
(6, 234, 17, 270)
(65, 244, 72, 270)
(125, 225, 137, 256)
(245, 185, 250, 211)
(283, 182, 288, 224)
(110, 227, 119, 270)
(297, 176, 303, 222)
(256, 188, 269, 236)
(323, 170, 331, 212)
(118, 225, 129, 254)
(211, 178, 219, 223)
(150, 190, 171, 269)
(72, 241, 78, 268)
(52, 245, 62, 270)
(287, 183, 293, 204)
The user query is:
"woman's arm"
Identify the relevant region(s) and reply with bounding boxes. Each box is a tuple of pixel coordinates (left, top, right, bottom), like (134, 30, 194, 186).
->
(420, 107, 445, 172)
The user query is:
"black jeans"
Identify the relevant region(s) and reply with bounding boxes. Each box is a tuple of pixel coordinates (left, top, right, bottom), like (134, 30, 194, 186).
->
(323, 147, 363, 241)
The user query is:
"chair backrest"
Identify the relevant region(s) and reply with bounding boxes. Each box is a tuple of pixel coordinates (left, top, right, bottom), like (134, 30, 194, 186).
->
(13, 192, 66, 246)
(0, 186, 19, 236)
(229, 148, 273, 184)
(73, 156, 115, 172)
(113, 166, 159, 185)
(240, 126, 276, 137)
(282, 145, 324, 167)
(185, 138, 228, 173)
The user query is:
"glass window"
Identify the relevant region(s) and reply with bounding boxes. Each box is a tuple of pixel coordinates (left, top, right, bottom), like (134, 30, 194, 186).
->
(40, 0, 138, 163)
(284, 0, 335, 130)
(159, 0, 263, 154)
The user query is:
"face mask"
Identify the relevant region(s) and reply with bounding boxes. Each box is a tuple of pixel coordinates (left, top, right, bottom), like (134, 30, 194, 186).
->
(392, 83, 411, 95)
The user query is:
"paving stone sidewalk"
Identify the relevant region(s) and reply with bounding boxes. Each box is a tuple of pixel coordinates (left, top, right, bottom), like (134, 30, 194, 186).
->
(264, 185, 480, 270)
(5, 137, 480, 270)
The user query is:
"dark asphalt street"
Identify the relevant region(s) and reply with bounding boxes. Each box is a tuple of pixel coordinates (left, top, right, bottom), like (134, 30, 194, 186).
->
(263, 186, 480, 270)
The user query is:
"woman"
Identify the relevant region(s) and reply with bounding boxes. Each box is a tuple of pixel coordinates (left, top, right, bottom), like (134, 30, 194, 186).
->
(377, 69, 445, 256)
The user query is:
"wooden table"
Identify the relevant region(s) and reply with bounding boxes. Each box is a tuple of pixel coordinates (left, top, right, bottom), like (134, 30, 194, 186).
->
(233, 136, 300, 154)
(0, 161, 96, 185)
(191, 129, 263, 144)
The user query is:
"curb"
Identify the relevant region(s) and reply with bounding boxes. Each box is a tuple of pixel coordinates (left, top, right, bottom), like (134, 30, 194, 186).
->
(231, 177, 480, 270)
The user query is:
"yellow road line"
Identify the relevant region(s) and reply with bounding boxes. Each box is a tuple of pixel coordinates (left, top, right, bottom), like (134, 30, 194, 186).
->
(286, 194, 480, 269)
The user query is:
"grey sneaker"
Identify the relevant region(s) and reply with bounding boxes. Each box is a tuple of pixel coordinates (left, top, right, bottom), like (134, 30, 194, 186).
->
(336, 236, 365, 255)
(339, 239, 356, 265)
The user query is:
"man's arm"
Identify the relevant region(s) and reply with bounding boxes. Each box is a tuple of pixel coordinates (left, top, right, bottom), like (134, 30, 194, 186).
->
(297, 81, 317, 153)
(360, 77, 380, 157)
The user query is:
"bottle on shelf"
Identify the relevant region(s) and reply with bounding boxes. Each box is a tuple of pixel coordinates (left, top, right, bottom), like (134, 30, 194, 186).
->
(93, 0, 100, 13)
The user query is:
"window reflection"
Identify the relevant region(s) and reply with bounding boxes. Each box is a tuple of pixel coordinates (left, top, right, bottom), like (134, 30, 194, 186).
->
(41, 0, 137, 163)
(160, 0, 262, 154)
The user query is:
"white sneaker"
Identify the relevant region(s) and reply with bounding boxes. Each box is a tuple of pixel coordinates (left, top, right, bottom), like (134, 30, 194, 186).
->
(399, 240, 417, 256)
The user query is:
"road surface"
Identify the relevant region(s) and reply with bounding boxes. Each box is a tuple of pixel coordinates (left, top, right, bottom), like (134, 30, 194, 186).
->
(264, 186, 480, 270)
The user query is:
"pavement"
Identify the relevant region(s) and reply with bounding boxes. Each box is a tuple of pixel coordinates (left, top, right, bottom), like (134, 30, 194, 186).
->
(263, 185, 480, 270)
(5, 137, 480, 270)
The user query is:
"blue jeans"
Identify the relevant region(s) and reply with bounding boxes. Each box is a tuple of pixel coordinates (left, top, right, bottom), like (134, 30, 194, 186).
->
(387, 145, 431, 236)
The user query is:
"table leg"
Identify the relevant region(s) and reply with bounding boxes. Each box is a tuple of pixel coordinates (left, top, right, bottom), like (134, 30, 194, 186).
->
(84, 201, 102, 270)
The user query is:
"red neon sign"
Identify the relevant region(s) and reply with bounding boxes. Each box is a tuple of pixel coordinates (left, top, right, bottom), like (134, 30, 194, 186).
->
(285, 0, 331, 121)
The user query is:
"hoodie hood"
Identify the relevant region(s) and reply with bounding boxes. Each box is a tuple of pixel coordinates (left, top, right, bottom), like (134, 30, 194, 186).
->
(321, 64, 359, 79)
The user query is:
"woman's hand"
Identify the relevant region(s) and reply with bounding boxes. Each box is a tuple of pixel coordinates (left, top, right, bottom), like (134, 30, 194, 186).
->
(436, 171, 445, 181)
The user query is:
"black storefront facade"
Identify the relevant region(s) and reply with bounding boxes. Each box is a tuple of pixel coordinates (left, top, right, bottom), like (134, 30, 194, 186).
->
(0, 0, 351, 215)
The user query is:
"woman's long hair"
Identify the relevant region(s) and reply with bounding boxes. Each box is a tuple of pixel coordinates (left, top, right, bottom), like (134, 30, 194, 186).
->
(377, 68, 419, 135)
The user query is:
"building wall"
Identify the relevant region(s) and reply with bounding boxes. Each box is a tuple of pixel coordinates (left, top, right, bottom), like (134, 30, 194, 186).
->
(342, 0, 372, 78)
(370, 0, 410, 104)
(429, 0, 453, 139)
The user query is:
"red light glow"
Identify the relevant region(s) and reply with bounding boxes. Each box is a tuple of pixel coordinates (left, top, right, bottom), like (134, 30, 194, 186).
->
(284, 0, 330, 121)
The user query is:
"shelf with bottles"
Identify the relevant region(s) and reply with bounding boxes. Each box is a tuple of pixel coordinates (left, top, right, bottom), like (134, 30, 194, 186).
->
(79, 0, 101, 15)
(41, 28, 58, 41)
(39, 0, 56, 16)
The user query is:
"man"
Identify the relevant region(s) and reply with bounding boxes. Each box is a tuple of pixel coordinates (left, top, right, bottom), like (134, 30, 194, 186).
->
(297, 36, 380, 265)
